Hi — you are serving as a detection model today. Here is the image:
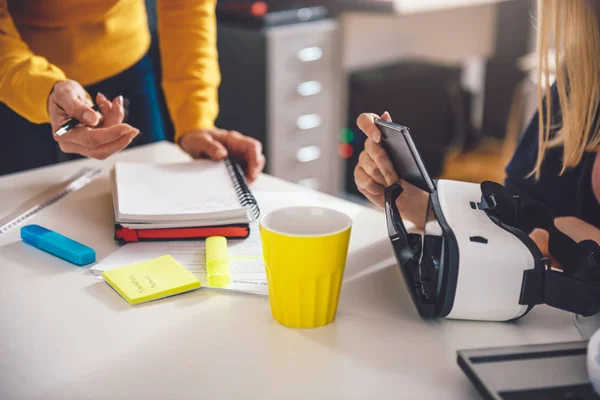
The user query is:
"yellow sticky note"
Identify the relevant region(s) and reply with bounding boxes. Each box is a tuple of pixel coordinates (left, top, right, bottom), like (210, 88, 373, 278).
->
(102, 255, 200, 305)
(206, 236, 230, 288)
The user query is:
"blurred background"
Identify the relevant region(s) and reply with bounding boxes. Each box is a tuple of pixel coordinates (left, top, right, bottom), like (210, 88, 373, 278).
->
(146, 0, 539, 205)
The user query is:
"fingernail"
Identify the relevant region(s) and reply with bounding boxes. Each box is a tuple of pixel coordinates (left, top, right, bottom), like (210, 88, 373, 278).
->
(117, 96, 123, 106)
(98, 92, 107, 101)
(120, 127, 132, 136)
(83, 111, 97, 125)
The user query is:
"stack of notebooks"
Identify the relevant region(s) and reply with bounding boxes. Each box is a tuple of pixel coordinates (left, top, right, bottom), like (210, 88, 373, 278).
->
(111, 159, 260, 242)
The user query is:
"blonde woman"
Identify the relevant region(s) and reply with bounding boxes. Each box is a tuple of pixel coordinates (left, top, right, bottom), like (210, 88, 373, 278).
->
(354, 0, 600, 254)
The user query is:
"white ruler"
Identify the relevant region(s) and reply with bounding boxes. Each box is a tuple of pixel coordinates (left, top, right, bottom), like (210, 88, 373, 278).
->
(0, 167, 102, 235)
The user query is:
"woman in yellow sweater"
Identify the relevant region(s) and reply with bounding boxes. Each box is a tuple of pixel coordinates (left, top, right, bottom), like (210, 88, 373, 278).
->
(0, 0, 265, 179)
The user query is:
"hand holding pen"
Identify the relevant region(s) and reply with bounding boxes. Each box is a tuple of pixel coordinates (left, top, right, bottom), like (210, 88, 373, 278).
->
(49, 80, 139, 160)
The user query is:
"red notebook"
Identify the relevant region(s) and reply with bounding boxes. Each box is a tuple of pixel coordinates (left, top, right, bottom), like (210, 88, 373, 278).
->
(114, 224, 250, 242)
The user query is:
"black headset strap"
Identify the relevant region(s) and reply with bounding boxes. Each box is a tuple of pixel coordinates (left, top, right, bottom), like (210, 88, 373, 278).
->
(480, 181, 600, 316)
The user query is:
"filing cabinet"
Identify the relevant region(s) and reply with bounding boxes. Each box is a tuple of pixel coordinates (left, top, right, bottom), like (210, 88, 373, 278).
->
(216, 19, 343, 194)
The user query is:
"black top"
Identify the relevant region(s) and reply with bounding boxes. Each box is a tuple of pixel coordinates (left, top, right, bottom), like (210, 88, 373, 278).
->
(504, 84, 600, 228)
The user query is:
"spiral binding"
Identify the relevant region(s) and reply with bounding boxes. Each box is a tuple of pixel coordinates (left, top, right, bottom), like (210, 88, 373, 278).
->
(225, 158, 260, 221)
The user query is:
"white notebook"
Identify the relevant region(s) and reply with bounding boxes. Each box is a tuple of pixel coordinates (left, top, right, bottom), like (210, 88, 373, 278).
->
(112, 159, 260, 228)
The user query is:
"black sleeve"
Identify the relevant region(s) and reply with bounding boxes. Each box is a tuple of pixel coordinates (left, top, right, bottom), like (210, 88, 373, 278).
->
(504, 84, 582, 217)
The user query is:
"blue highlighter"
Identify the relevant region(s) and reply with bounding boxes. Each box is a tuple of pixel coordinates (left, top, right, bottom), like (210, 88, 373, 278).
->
(21, 225, 96, 266)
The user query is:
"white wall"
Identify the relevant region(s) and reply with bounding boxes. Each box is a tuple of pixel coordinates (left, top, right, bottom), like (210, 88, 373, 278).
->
(394, 0, 506, 14)
(340, 3, 499, 131)
(341, 4, 498, 71)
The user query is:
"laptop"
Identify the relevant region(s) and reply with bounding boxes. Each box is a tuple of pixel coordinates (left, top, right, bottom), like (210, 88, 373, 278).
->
(457, 341, 599, 399)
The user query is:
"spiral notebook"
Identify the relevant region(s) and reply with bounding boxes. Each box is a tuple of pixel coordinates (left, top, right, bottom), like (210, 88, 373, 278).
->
(111, 159, 260, 242)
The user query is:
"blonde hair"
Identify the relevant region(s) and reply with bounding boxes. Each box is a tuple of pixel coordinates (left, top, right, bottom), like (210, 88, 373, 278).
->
(536, 0, 600, 177)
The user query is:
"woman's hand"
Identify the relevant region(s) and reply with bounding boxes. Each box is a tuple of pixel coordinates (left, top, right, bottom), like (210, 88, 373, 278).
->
(179, 128, 266, 183)
(354, 112, 429, 227)
(354, 112, 397, 206)
(49, 80, 139, 160)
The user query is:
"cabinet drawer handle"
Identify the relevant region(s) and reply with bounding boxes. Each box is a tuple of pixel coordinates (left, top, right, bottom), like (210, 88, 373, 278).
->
(297, 46, 323, 62)
(296, 114, 322, 130)
(296, 146, 321, 163)
(297, 81, 322, 97)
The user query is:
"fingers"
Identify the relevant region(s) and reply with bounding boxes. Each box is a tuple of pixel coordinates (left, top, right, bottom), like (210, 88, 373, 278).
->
(354, 164, 385, 197)
(529, 228, 561, 269)
(356, 113, 384, 143)
(49, 83, 138, 160)
(358, 150, 386, 186)
(96, 92, 112, 117)
(179, 129, 266, 181)
(59, 129, 140, 160)
(50, 80, 100, 126)
(96, 93, 125, 128)
(354, 118, 399, 210)
(103, 95, 125, 127)
(64, 96, 100, 126)
(354, 165, 386, 208)
(88, 129, 139, 159)
(244, 140, 266, 182)
(225, 131, 265, 182)
(365, 139, 398, 186)
(182, 131, 229, 160)
(56, 124, 137, 149)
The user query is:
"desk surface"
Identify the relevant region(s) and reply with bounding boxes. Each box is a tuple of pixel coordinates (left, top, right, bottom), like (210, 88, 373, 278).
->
(0, 142, 581, 400)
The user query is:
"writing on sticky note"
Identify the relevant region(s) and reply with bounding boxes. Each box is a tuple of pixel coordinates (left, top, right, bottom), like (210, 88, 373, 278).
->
(102, 254, 201, 305)
(128, 273, 157, 295)
(206, 236, 230, 288)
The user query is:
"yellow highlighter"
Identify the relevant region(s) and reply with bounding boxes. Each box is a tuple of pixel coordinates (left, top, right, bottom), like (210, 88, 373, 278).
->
(206, 236, 230, 288)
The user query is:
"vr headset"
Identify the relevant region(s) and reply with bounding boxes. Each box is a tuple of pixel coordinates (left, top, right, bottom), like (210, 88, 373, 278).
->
(378, 119, 600, 321)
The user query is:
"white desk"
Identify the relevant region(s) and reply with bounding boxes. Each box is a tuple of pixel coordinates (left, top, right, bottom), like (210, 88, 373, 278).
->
(0, 142, 581, 400)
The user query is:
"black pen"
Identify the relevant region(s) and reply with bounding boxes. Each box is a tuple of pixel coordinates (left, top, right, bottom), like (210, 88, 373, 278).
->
(54, 104, 101, 136)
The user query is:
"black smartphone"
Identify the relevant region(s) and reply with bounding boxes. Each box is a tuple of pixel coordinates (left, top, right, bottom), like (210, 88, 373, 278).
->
(375, 119, 436, 193)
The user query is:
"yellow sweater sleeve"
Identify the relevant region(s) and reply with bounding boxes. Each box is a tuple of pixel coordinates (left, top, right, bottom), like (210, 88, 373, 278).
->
(0, 0, 66, 123)
(157, 0, 221, 142)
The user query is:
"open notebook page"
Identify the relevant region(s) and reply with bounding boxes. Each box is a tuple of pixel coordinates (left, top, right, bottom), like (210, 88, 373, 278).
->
(113, 160, 248, 223)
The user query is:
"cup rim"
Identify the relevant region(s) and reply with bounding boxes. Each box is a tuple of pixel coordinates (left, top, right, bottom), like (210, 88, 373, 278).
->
(259, 206, 352, 238)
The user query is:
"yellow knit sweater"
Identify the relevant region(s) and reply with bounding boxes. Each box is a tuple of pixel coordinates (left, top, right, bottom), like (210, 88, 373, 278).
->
(0, 0, 220, 140)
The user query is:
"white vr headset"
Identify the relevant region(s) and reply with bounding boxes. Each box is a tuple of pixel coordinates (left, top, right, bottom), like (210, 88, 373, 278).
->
(377, 119, 600, 322)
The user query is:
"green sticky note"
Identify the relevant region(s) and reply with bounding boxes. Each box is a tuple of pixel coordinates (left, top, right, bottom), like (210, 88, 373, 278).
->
(206, 236, 230, 288)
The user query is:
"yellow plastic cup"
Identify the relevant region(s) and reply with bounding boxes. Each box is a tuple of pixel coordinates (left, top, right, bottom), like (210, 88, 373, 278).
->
(259, 206, 352, 328)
